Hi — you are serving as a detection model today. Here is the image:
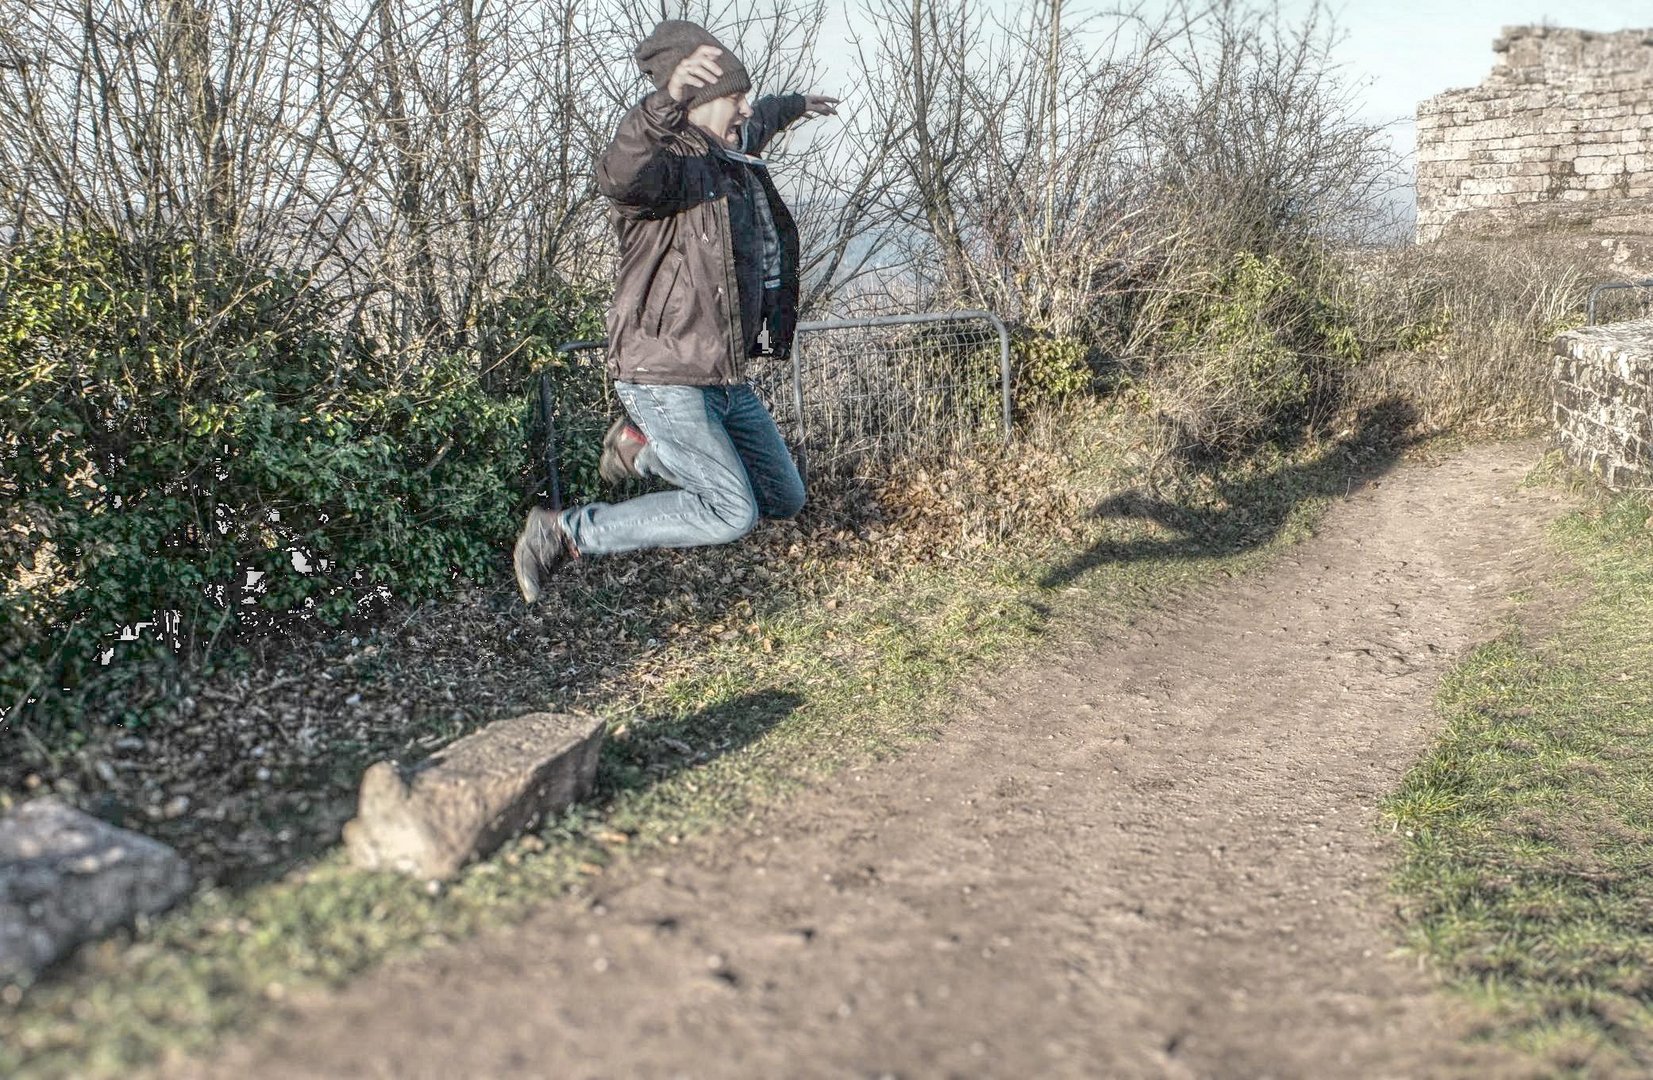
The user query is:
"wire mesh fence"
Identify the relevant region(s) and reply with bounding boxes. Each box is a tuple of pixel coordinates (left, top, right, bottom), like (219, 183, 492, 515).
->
(787, 311, 1011, 479)
(535, 310, 1011, 495)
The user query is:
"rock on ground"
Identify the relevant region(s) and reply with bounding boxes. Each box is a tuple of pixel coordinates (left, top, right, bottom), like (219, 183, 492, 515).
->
(343, 710, 606, 881)
(0, 797, 191, 982)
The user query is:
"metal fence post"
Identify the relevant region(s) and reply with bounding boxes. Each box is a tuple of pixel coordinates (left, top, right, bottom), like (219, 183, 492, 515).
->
(791, 347, 808, 486)
(530, 340, 608, 508)
(536, 370, 562, 511)
(1586, 279, 1653, 325)
(991, 313, 1013, 444)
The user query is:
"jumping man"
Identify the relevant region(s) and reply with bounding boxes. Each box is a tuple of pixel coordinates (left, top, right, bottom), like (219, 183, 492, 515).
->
(513, 19, 840, 604)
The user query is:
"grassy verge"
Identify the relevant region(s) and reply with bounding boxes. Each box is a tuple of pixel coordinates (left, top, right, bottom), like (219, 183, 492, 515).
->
(1385, 485, 1653, 1077)
(0, 409, 1392, 1078)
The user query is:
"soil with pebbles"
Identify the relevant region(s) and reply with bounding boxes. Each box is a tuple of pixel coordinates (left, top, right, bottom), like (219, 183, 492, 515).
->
(185, 439, 1567, 1079)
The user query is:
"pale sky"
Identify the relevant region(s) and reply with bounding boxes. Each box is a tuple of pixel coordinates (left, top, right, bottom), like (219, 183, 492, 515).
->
(1302, 0, 1650, 155)
(814, 1, 1653, 162)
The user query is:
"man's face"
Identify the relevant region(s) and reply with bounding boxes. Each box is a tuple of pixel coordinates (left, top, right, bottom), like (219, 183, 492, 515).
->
(688, 91, 754, 148)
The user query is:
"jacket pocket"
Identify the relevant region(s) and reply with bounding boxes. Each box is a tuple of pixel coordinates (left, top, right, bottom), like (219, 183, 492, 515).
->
(647, 255, 685, 338)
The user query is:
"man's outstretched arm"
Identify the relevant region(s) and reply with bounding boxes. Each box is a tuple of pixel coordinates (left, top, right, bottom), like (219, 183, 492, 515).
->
(744, 93, 840, 155)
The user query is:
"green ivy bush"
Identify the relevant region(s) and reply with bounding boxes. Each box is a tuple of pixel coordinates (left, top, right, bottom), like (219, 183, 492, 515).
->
(0, 233, 560, 721)
(1012, 333, 1093, 411)
(473, 286, 619, 503)
(474, 286, 609, 394)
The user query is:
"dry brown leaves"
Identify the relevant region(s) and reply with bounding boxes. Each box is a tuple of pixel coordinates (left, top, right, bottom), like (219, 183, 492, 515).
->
(0, 443, 1097, 887)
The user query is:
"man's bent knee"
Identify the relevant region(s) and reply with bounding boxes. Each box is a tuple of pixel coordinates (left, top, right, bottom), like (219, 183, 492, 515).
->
(766, 489, 805, 521)
(701, 494, 759, 545)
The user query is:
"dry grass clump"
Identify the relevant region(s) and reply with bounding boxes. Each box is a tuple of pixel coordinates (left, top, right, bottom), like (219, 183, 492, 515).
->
(1332, 238, 1606, 435)
(1106, 232, 1610, 472)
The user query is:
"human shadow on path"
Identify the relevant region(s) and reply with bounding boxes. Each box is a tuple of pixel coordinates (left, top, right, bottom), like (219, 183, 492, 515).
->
(593, 687, 806, 801)
(1041, 399, 1421, 590)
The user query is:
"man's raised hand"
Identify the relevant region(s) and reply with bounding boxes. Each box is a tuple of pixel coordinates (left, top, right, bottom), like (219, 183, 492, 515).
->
(667, 45, 724, 102)
(803, 95, 841, 119)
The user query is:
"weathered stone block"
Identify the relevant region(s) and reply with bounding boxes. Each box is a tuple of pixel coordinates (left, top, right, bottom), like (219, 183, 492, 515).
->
(0, 798, 191, 981)
(1418, 25, 1653, 242)
(1553, 317, 1653, 491)
(343, 710, 607, 881)
(1573, 155, 1615, 175)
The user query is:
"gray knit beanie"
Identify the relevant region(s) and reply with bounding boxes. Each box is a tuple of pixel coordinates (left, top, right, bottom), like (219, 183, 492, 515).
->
(635, 20, 751, 109)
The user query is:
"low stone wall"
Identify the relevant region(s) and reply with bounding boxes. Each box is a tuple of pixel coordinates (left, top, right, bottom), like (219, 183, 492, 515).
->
(1553, 316, 1653, 490)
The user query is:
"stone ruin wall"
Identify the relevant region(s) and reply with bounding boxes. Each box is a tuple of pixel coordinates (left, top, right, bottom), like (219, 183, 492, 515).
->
(1416, 26, 1653, 245)
(1553, 317, 1653, 492)
(1422, 27, 1653, 492)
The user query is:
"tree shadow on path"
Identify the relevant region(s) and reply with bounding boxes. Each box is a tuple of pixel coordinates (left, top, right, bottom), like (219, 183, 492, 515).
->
(1042, 399, 1421, 590)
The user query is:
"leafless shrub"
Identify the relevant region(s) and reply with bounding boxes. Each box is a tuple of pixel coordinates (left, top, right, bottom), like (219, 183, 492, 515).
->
(1, 0, 1543, 459)
(841, 1, 1399, 343)
(1145, 0, 1400, 255)
(1335, 239, 1600, 433)
(843, 0, 1158, 335)
(0, 0, 623, 358)
(0, 0, 908, 370)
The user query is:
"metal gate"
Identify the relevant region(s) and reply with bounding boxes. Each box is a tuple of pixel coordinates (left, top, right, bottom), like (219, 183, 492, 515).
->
(536, 310, 1011, 490)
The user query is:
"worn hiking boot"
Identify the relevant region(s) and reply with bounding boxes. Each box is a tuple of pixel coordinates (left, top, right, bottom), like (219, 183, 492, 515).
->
(512, 507, 576, 604)
(598, 416, 648, 485)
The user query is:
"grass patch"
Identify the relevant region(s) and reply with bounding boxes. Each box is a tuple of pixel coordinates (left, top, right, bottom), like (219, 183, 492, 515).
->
(1385, 489, 1653, 1077)
(0, 409, 1393, 1078)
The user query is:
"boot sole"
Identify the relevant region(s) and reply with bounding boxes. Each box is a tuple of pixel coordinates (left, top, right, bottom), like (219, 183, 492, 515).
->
(512, 530, 542, 604)
(512, 508, 567, 604)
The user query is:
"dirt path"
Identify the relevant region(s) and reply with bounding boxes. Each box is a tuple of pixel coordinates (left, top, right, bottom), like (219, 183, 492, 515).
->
(190, 440, 1570, 1080)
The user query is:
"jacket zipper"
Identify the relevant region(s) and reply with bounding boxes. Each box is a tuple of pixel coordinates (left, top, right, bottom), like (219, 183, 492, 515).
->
(711, 190, 743, 384)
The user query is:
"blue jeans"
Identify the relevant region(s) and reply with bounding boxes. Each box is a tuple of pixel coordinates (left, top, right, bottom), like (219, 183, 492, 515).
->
(558, 381, 805, 556)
